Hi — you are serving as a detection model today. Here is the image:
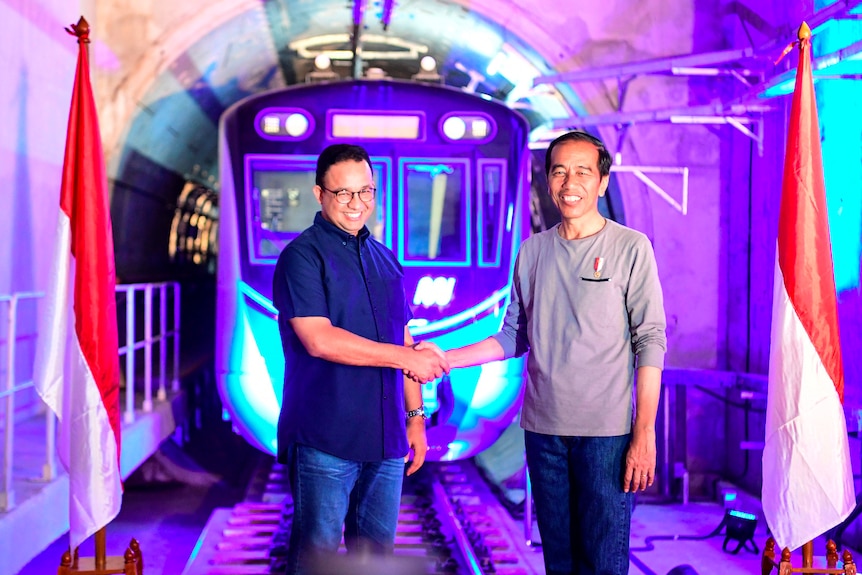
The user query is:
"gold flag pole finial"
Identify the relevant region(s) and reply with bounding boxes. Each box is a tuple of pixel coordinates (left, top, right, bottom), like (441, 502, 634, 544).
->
(65, 16, 90, 44)
(775, 21, 812, 64)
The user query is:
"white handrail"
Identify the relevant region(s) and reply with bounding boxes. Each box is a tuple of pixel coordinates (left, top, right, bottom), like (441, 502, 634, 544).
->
(115, 282, 181, 424)
(0, 282, 181, 512)
(0, 291, 43, 512)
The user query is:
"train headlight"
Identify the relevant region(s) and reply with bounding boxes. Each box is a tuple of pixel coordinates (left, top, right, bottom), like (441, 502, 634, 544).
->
(285, 113, 310, 137)
(439, 113, 496, 143)
(442, 116, 467, 141)
(255, 107, 314, 140)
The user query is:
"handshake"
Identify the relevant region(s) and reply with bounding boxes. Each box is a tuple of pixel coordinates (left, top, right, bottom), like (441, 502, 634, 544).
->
(404, 341, 450, 383)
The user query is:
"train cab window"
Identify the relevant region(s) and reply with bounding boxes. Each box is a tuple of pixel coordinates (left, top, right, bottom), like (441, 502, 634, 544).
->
(247, 159, 318, 262)
(246, 156, 389, 263)
(477, 159, 507, 267)
(398, 159, 470, 266)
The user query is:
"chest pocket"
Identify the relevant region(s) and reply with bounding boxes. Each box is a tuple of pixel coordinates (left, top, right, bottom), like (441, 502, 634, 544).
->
(577, 276, 623, 329)
(368, 275, 407, 333)
(363, 248, 407, 342)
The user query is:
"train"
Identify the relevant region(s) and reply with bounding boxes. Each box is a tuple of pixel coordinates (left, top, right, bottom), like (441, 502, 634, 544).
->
(216, 78, 531, 461)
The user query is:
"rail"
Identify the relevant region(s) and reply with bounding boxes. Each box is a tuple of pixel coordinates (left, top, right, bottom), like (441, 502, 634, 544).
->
(0, 282, 181, 512)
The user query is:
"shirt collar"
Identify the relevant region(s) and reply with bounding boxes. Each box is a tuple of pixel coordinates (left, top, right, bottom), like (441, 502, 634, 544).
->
(313, 211, 371, 243)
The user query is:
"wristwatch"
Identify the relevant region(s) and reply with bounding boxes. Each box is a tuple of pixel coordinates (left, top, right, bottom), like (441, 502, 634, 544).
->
(406, 406, 427, 420)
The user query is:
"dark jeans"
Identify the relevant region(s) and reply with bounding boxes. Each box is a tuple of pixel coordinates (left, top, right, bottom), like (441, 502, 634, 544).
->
(525, 430, 633, 575)
(285, 443, 404, 575)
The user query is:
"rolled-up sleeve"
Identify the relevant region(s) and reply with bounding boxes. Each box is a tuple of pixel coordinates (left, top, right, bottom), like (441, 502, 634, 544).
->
(492, 252, 531, 359)
(627, 238, 667, 369)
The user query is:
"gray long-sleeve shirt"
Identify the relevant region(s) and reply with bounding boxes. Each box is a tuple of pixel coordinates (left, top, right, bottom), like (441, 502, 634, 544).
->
(493, 219, 667, 436)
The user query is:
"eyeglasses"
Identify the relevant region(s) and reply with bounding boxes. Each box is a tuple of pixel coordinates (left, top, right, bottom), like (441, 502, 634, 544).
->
(320, 185, 376, 204)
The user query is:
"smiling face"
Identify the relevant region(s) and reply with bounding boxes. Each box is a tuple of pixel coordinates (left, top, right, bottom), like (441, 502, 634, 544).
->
(313, 159, 375, 236)
(547, 139, 609, 226)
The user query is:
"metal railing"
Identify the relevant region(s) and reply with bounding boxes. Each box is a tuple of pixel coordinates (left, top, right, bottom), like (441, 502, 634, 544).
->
(0, 282, 181, 512)
(117, 282, 181, 423)
(0, 291, 43, 512)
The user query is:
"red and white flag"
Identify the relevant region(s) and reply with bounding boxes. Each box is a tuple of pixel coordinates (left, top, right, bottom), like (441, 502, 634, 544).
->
(762, 22, 854, 551)
(34, 17, 122, 551)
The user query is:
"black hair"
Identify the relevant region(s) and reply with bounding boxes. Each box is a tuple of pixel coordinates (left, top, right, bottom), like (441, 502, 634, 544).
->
(545, 131, 612, 177)
(315, 144, 373, 187)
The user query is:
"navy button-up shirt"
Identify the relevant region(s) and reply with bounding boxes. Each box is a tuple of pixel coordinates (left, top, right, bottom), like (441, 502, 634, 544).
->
(272, 212, 412, 462)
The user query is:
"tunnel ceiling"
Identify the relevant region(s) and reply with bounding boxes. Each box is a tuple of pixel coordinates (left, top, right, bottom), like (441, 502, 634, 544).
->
(109, 0, 862, 195)
(114, 0, 577, 195)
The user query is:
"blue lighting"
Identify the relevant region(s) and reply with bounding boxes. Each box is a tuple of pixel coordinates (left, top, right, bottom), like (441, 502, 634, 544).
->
(811, 15, 862, 292)
(728, 510, 757, 522)
(409, 287, 508, 336)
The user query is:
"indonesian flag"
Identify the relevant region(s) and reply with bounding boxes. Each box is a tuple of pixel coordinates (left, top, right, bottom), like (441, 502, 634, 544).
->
(762, 22, 854, 551)
(34, 17, 122, 552)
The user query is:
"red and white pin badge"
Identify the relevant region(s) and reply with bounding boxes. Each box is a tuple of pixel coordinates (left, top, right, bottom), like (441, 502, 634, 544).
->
(594, 257, 605, 279)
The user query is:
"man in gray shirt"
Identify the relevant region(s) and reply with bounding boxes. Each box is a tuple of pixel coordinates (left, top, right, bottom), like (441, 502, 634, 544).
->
(441, 131, 666, 575)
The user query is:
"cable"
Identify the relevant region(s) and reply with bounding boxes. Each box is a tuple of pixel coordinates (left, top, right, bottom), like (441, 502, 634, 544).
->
(630, 515, 727, 553)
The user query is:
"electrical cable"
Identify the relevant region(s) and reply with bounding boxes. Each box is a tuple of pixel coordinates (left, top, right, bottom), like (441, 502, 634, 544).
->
(629, 514, 727, 554)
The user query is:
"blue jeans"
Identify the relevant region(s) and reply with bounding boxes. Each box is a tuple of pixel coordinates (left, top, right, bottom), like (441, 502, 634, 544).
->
(525, 431, 633, 575)
(285, 443, 404, 575)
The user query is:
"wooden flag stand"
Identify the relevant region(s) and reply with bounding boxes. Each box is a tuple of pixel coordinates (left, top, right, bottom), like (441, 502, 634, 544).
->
(57, 528, 143, 575)
(761, 539, 857, 575)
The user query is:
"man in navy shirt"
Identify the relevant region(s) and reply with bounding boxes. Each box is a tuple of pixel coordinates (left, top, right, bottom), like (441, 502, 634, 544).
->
(272, 144, 449, 574)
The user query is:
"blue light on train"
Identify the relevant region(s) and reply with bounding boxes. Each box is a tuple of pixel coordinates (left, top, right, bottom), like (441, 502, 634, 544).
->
(413, 276, 456, 307)
(408, 287, 509, 337)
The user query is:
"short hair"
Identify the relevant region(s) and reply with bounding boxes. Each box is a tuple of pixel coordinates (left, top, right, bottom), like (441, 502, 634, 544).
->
(545, 131, 612, 177)
(315, 144, 373, 187)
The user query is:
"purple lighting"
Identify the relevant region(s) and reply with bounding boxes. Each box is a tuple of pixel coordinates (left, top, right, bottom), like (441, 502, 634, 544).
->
(352, 0, 365, 27)
(381, 0, 395, 31)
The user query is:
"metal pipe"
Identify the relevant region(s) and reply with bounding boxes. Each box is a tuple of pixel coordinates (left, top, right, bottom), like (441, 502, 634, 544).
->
(662, 383, 672, 498)
(2, 295, 18, 511)
(143, 284, 153, 412)
(172, 283, 181, 392)
(124, 286, 136, 423)
(43, 407, 56, 481)
(158, 283, 167, 401)
(350, 0, 365, 79)
(524, 458, 534, 546)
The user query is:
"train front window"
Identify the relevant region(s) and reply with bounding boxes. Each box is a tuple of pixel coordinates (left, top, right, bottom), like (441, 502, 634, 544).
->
(477, 159, 507, 267)
(399, 159, 470, 266)
(246, 155, 389, 263)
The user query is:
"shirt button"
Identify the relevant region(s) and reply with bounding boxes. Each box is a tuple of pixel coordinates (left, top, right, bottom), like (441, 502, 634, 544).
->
(383, 395, 388, 400)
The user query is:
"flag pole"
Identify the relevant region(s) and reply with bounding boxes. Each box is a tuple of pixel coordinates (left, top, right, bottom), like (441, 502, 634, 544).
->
(802, 540, 813, 568)
(796, 20, 818, 570)
(95, 528, 106, 570)
(66, 16, 109, 573)
(760, 18, 856, 574)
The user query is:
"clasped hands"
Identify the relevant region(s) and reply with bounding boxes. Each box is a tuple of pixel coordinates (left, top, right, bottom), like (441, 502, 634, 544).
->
(404, 341, 449, 383)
